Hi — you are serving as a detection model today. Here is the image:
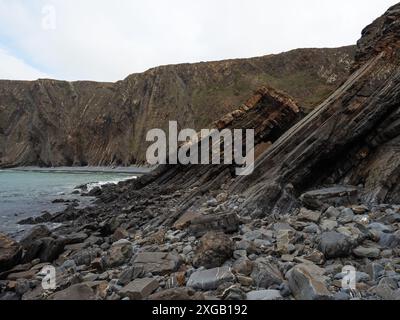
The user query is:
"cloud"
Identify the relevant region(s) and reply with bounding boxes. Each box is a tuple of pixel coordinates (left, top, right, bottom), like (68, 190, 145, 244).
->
(0, 0, 398, 81)
(0, 48, 49, 80)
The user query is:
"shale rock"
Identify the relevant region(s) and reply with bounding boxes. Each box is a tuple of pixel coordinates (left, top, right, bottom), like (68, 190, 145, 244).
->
(193, 231, 234, 269)
(250, 258, 283, 288)
(103, 240, 133, 268)
(187, 267, 235, 291)
(132, 252, 182, 276)
(50, 283, 97, 300)
(0, 234, 22, 272)
(246, 290, 282, 300)
(147, 287, 205, 300)
(286, 263, 331, 300)
(119, 278, 159, 300)
(318, 232, 354, 259)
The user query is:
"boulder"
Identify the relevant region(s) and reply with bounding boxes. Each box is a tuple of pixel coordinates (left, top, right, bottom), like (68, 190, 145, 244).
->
(132, 252, 182, 275)
(50, 283, 97, 300)
(61, 232, 88, 245)
(36, 237, 65, 262)
(325, 207, 341, 219)
(173, 211, 203, 230)
(103, 240, 133, 268)
(300, 186, 358, 210)
(0, 233, 22, 272)
(187, 267, 235, 290)
(72, 248, 100, 266)
(118, 267, 140, 286)
(379, 233, 400, 249)
(119, 278, 159, 300)
(193, 231, 234, 268)
(188, 213, 240, 237)
(250, 258, 283, 288)
(112, 228, 129, 241)
(276, 230, 295, 254)
(286, 263, 332, 300)
(353, 246, 380, 258)
(232, 258, 253, 276)
(298, 208, 321, 223)
(318, 232, 354, 259)
(374, 278, 400, 300)
(246, 290, 282, 300)
(147, 287, 205, 300)
(20, 225, 52, 249)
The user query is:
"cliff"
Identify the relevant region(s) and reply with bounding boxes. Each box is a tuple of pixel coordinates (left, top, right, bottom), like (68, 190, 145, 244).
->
(0, 46, 354, 168)
(235, 3, 400, 211)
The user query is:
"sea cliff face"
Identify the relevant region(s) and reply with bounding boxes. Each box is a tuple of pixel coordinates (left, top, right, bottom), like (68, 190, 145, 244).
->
(0, 46, 354, 168)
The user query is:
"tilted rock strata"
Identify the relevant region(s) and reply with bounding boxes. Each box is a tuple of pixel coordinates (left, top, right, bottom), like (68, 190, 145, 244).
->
(235, 3, 400, 212)
(0, 47, 354, 168)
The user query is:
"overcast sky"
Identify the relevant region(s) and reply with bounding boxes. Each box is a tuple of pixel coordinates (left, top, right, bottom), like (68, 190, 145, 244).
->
(0, 0, 398, 81)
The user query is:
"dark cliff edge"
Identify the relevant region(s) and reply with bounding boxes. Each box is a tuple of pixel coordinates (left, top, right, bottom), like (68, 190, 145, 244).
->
(235, 3, 400, 212)
(0, 46, 354, 168)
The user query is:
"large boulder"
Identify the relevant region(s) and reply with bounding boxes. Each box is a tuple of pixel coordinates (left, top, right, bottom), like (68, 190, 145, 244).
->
(148, 287, 205, 300)
(318, 232, 354, 259)
(20, 225, 52, 249)
(49, 283, 97, 300)
(132, 252, 182, 276)
(36, 238, 66, 262)
(19, 226, 65, 263)
(286, 263, 332, 300)
(187, 267, 235, 290)
(246, 290, 283, 300)
(23, 237, 65, 263)
(193, 231, 234, 268)
(119, 278, 159, 300)
(188, 213, 240, 237)
(300, 186, 358, 210)
(0, 234, 22, 272)
(103, 240, 133, 268)
(250, 258, 283, 288)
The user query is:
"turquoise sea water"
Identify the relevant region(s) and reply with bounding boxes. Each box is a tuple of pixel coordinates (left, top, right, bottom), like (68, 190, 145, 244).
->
(0, 169, 136, 236)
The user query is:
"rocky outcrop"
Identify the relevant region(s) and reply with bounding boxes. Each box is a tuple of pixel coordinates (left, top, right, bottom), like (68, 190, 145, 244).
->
(0, 47, 354, 168)
(234, 3, 400, 212)
(0, 234, 22, 272)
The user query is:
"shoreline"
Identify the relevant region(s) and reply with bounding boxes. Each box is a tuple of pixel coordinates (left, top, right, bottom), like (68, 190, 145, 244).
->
(0, 168, 147, 236)
(2, 166, 155, 175)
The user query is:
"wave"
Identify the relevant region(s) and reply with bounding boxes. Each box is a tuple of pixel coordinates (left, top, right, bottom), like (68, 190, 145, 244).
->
(85, 175, 137, 191)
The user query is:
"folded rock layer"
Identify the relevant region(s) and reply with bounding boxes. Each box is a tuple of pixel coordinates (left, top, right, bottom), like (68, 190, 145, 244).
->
(0, 47, 354, 167)
(234, 3, 400, 212)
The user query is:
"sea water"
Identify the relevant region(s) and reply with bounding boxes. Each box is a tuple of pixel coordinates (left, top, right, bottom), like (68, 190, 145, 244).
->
(0, 168, 138, 236)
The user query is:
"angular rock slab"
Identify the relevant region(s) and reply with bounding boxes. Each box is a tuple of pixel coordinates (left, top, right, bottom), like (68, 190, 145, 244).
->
(120, 278, 159, 300)
(246, 290, 282, 300)
(286, 263, 332, 300)
(133, 252, 182, 275)
(188, 213, 240, 237)
(0, 233, 22, 272)
(193, 231, 234, 269)
(318, 232, 354, 259)
(300, 186, 358, 209)
(50, 284, 97, 300)
(187, 267, 235, 290)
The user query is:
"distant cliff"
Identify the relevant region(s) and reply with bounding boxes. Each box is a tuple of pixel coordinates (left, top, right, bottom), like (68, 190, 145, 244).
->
(0, 46, 354, 168)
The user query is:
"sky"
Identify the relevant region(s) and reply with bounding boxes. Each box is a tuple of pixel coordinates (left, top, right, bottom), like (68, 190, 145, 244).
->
(0, 0, 398, 82)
